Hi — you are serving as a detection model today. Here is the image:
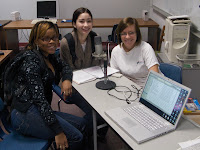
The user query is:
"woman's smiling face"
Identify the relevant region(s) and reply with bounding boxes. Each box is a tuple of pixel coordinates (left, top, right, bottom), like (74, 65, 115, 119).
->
(120, 24, 137, 52)
(73, 12, 93, 37)
(36, 28, 58, 56)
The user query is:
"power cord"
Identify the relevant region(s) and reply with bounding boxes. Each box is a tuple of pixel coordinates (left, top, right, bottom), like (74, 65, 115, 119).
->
(98, 65, 142, 104)
(107, 85, 142, 104)
(98, 64, 142, 102)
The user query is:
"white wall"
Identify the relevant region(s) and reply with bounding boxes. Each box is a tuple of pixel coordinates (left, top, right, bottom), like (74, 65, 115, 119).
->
(0, 0, 150, 42)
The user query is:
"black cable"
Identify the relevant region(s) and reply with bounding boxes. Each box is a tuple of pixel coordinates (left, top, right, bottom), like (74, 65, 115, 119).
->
(131, 84, 143, 99)
(98, 63, 142, 103)
(107, 85, 142, 104)
(22, 29, 29, 41)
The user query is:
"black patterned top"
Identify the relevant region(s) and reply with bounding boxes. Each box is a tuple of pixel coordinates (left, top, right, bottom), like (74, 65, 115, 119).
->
(10, 49, 73, 135)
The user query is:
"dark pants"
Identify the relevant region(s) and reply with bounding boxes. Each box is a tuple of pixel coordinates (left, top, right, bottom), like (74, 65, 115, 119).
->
(11, 105, 87, 150)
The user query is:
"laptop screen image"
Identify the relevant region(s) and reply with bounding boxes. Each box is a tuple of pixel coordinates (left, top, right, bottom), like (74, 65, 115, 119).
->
(140, 71, 190, 125)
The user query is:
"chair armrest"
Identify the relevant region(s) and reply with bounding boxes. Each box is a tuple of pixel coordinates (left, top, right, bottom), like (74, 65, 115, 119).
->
(108, 35, 111, 41)
(52, 83, 64, 101)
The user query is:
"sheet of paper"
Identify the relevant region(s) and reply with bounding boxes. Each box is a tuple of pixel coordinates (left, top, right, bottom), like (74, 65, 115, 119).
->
(73, 70, 96, 84)
(73, 66, 119, 84)
(179, 138, 200, 150)
(83, 66, 119, 78)
(107, 66, 120, 76)
(83, 66, 103, 78)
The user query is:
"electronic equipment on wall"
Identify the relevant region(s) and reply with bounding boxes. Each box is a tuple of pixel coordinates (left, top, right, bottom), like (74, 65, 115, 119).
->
(164, 15, 191, 63)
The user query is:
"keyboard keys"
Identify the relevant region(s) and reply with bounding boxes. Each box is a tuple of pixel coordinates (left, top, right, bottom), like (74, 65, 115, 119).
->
(124, 105, 166, 131)
(31, 19, 57, 24)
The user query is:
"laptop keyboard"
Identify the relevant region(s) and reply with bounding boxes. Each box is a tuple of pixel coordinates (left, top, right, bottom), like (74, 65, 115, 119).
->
(31, 19, 57, 24)
(124, 105, 167, 131)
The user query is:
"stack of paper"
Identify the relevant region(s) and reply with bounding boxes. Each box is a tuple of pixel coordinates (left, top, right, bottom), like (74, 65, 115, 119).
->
(178, 136, 200, 150)
(73, 66, 119, 84)
(73, 70, 96, 84)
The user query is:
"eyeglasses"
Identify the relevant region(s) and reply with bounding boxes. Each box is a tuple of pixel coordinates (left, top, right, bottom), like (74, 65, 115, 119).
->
(120, 31, 135, 37)
(40, 36, 59, 42)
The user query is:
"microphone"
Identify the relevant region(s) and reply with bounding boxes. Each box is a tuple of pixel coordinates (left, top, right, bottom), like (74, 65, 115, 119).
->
(93, 36, 116, 90)
(93, 36, 106, 59)
(94, 36, 103, 55)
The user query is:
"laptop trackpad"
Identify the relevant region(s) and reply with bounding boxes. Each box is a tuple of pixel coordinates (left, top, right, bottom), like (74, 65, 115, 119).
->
(121, 117, 137, 128)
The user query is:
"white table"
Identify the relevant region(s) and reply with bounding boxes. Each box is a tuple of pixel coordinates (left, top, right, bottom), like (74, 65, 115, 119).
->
(73, 76, 200, 150)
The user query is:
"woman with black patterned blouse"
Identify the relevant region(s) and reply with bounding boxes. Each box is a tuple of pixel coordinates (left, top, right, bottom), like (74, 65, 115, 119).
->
(8, 21, 86, 150)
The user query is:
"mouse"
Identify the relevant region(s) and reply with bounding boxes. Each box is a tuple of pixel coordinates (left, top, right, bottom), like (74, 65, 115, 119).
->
(61, 19, 66, 23)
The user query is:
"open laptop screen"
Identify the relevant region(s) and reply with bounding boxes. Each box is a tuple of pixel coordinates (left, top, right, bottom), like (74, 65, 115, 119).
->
(140, 71, 190, 125)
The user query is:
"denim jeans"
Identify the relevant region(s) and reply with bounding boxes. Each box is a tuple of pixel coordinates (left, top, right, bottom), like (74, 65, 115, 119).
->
(11, 105, 87, 150)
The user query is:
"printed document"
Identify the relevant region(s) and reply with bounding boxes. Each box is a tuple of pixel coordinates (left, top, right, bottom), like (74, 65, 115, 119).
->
(178, 136, 200, 150)
(73, 66, 119, 84)
(83, 66, 119, 78)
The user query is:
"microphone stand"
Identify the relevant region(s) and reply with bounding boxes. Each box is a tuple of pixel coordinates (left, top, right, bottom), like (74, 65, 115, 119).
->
(95, 58, 116, 90)
(92, 41, 116, 90)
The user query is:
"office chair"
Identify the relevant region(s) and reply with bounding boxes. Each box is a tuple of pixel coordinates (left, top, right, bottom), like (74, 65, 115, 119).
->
(157, 26, 165, 52)
(0, 97, 51, 150)
(159, 63, 182, 83)
(52, 83, 65, 111)
(55, 48, 60, 57)
(108, 24, 118, 43)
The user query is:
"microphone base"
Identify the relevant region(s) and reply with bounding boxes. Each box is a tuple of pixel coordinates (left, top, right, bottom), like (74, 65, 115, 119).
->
(96, 80, 116, 90)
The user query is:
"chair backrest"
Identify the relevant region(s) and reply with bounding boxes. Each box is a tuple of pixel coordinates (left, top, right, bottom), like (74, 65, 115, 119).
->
(55, 48, 60, 57)
(108, 24, 118, 43)
(157, 26, 165, 52)
(159, 63, 182, 83)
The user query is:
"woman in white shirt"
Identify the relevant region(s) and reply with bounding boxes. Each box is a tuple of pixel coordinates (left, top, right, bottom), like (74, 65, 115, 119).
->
(110, 17, 159, 87)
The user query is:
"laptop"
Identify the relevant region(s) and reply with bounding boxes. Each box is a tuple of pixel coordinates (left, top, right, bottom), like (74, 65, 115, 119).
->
(105, 70, 191, 144)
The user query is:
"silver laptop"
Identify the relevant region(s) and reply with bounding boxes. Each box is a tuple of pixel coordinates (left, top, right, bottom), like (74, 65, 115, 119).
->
(105, 70, 191, 144)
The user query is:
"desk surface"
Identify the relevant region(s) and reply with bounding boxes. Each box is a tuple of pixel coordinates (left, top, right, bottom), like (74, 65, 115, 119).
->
(0, 20, 11, 27)
(3, 18, 159, 29)
(0, 50, 13, 65)
(73, 76, 200, 150)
